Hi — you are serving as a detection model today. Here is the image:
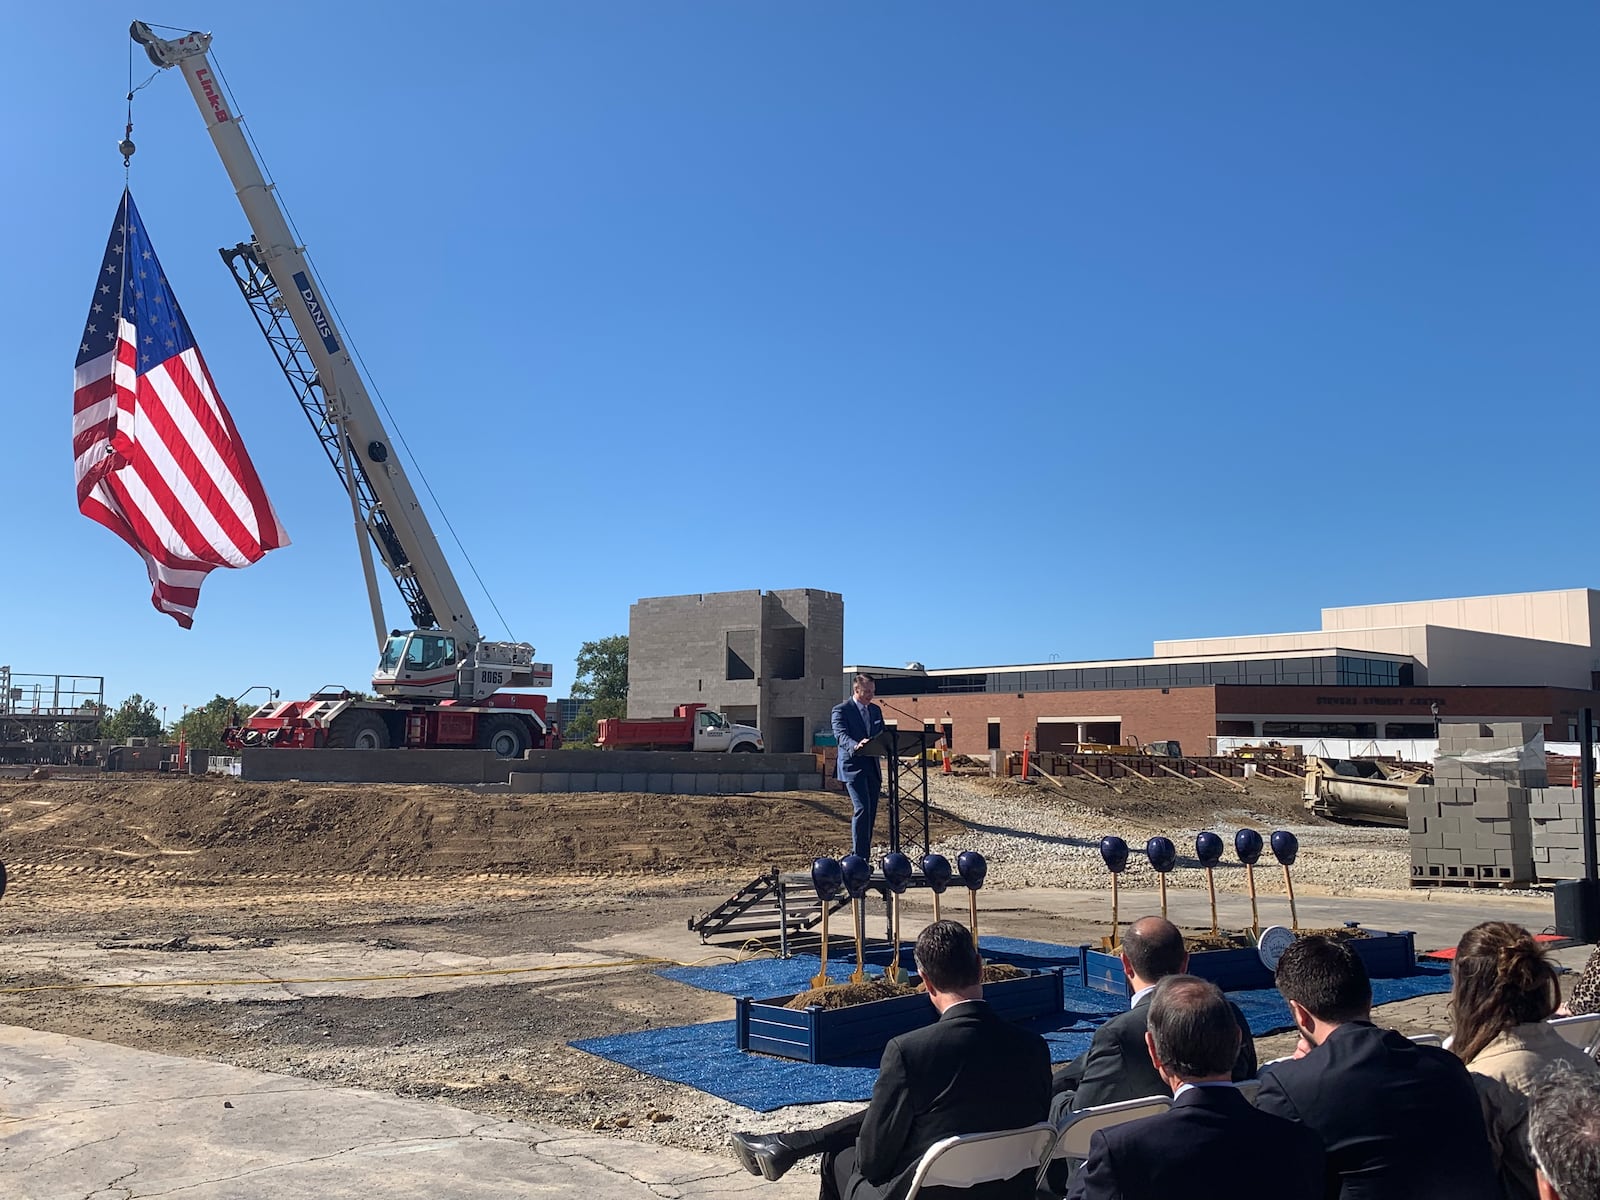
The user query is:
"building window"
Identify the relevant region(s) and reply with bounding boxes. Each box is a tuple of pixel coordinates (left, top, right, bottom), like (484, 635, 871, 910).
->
(768, 626, 805, 680)
(1384, 722, 1435, 738)
(1262, 721, 1378, 738)
(726, 630, 755, 680)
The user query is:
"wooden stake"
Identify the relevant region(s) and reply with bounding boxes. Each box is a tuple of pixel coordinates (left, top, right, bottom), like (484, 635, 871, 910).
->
(1158, 872, 1168, 920)
(1281, 863, 1300, 931)
(968, 889, 980, 950)
(932, 889, 942, 923)
(1205, 866, 1218, 935)
(811, 904, 832, 989)
(1245, 864, 1260, 937)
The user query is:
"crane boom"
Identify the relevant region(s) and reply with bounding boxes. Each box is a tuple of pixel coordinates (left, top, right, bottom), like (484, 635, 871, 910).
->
(132, 22, 547, 702)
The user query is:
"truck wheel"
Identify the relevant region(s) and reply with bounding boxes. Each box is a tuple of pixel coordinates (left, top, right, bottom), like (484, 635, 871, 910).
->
(326, 711, 391, 750)
(732, 743, 761, 753)
(479, 715, 531, 758)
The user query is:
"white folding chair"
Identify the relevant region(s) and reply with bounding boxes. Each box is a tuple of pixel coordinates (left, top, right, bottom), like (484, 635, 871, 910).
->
(1408, 1033, 1445, 1048)
(1549, 1013, 1600, 1056)
(900, 1122, 1056, 1200)
(1037, 1094, 1172, 1188)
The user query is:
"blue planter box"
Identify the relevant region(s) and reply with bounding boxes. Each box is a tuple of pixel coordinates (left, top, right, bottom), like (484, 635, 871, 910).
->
(1079, 930, 1419, 996)
(736, 967, 1063, 1064)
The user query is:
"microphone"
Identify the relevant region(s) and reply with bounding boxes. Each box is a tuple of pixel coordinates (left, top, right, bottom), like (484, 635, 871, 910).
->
(878, 701, 923, 725)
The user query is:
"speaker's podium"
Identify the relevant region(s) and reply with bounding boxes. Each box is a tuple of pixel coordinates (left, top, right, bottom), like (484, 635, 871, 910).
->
(854, 726, 935, 858)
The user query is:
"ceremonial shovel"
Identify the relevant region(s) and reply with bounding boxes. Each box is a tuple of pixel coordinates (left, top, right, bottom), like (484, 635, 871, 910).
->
(1271, 830, 1301, 931)
(956, 850, 988, 958)
(920, 853, 953, 922)
(881, 852, 913, 985)
(1234, 828, 1264, 939)
(1146, 836, 1177, 920)
(809, 857, 844, 989)
(1195, 832, 1224, 935)
(839, 854, 873, 985)
(1099, 836, 1129, 950)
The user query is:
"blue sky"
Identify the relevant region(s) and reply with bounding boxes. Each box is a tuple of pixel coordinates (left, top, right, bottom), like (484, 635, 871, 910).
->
(6, 3, 1598, 719)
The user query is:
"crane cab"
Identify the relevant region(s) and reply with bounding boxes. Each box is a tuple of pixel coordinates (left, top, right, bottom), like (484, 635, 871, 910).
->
(373, 630, 461, 700)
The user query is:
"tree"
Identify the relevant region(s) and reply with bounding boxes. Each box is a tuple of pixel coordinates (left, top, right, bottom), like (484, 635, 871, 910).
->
(103, 693, 163, 742)
(172, 694, 240, 751)
(566, 635, 627, 744)
(77, 699, 108, 740)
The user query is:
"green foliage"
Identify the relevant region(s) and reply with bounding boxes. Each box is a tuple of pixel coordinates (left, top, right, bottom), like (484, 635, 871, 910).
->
(172, 694, 240, 751)
(573, 635, 628, 702)
(76, 699, 107, 740)
(103, 693, 163, 742)
(565, 635, 628, 745)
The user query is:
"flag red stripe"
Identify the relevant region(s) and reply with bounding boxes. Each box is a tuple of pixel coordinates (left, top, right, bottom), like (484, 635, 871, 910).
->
(74, 196, 287, 629)
(127, 368, 265, 561)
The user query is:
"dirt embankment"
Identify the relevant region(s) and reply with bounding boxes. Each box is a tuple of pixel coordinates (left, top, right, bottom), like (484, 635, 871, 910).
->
(0, 777, 968, 880)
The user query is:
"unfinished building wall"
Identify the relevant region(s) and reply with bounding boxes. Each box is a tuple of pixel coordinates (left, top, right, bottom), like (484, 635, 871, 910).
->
(628, 589, 844, 753)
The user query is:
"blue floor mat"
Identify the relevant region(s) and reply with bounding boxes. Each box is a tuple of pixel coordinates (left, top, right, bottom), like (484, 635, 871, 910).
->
(580, 954, 1453, 1112)
(573, 1012, 1103, 1112)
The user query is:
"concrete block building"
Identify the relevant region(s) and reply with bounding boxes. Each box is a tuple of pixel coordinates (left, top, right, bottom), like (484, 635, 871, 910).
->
(627, 589, 843, 754)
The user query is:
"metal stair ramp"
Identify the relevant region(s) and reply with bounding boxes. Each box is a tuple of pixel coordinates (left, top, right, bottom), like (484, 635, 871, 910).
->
(688, 868, 853, 955)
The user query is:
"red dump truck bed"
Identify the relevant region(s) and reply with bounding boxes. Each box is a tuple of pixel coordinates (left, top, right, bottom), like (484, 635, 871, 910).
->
(596, 703, 705, 749)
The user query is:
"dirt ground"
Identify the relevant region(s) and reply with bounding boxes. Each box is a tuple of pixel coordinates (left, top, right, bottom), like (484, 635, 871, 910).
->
(0, 771, 1445, 1157)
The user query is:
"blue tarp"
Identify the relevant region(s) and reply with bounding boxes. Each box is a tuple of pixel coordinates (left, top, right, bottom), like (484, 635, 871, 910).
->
(576, 943, 1453, 1112)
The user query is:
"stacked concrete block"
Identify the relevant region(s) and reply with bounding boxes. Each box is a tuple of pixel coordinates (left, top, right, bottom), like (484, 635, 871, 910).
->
(1409, 721, 1543, 886)
(1529, 787, 1600, 881)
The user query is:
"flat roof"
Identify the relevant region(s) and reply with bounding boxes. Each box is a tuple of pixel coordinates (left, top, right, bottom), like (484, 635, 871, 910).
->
(847, 646, 1415, 677)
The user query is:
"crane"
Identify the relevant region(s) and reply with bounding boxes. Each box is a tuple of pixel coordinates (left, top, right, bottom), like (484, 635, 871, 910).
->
(131, 22, 553, 756)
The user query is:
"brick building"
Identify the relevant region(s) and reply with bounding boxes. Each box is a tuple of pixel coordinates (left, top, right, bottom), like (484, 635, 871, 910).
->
(848, 589, 1600, 757)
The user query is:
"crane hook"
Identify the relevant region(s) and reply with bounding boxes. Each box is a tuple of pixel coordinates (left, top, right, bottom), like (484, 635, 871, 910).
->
(119, 110, 136, 167)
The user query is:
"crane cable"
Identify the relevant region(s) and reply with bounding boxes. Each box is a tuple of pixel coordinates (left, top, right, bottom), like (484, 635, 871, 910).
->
(203, 45, 521, 645)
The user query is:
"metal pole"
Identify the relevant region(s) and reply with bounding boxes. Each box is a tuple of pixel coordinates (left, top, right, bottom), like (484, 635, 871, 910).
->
(1583, 707, 1596, 883)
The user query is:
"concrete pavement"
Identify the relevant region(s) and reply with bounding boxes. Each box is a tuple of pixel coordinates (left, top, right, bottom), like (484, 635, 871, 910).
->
(1, 1024, 811, 1200)
(2, 883, 1584, 1199)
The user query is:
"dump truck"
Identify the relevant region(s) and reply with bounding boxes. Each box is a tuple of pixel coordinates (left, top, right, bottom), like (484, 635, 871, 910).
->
(596, 704, 764, 752)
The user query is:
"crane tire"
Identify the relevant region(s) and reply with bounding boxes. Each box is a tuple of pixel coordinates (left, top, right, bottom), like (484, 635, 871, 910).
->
(326, 711, 392, 750)
(478, 715, 531, 759)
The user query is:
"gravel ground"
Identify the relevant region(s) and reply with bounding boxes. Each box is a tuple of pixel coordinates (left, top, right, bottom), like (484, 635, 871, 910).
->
(922, 773, 1411, 894)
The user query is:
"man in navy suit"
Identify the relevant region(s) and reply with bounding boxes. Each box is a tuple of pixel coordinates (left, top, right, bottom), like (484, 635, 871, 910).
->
(1254, 935, 1500, 1200)
(1067, 975, 1324, 1200)
(832, 673, 885, 860)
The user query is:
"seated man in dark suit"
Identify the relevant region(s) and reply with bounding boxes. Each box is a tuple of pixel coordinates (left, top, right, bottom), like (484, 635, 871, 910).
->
(1067, 974, 1325, 1200)
(1527, 1061, 1600, 1199)
(729, 919, 1052, 1200)
(1255, 935, 1501, 1200)
(1052, 915, 1256, 1116)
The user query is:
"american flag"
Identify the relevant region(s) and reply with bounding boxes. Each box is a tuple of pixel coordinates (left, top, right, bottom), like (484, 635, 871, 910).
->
(73, 190, 287, 628)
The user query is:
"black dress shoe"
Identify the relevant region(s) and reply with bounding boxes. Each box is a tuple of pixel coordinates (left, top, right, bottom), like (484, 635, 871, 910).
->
(729, 1130, 802, 1181)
